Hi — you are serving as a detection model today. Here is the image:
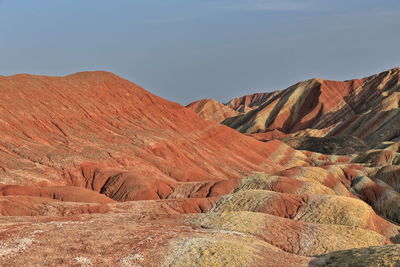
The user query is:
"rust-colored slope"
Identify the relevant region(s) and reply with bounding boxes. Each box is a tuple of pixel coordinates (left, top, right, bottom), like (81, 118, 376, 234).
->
(0, 71, 299, 201)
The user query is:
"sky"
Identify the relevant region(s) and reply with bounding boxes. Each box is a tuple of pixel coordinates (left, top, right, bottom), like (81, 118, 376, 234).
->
(0, 0, 399, 105)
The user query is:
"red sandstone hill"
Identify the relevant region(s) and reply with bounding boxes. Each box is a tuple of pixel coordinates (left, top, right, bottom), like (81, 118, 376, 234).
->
(187, 67, 400, 147)
(1, 70, 399, 266)
(0, 71, 305, 202)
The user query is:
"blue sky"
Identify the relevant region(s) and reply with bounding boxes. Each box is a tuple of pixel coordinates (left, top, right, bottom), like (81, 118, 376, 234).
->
(1, 0, 399, 104)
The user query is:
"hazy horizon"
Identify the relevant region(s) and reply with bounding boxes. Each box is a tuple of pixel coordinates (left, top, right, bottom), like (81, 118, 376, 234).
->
(1, 0, 399, 104)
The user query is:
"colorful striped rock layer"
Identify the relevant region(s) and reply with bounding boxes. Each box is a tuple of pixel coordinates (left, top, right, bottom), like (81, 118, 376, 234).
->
(187, 67, 400, 148)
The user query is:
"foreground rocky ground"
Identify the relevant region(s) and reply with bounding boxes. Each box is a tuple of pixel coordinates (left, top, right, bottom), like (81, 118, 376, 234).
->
(0, 70, 399, 266)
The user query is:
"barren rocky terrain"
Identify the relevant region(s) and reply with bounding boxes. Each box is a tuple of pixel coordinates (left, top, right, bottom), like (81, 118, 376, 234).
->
(0, 69, 399, 266)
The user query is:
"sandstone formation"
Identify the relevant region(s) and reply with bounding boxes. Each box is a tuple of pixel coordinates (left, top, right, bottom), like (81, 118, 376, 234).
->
(185, 99, 240, 123)
(0, 70, 399, 266)
(188, 67, 400, 148)
(0, 71, 289, 200)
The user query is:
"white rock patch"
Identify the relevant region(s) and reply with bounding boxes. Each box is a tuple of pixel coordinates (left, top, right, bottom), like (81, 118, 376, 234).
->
(74, 256, 93, 266)
(120, 253, 145, 267)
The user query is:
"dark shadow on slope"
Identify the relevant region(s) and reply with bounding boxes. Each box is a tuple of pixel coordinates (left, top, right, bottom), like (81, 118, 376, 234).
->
(281, 135, 368, 155)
